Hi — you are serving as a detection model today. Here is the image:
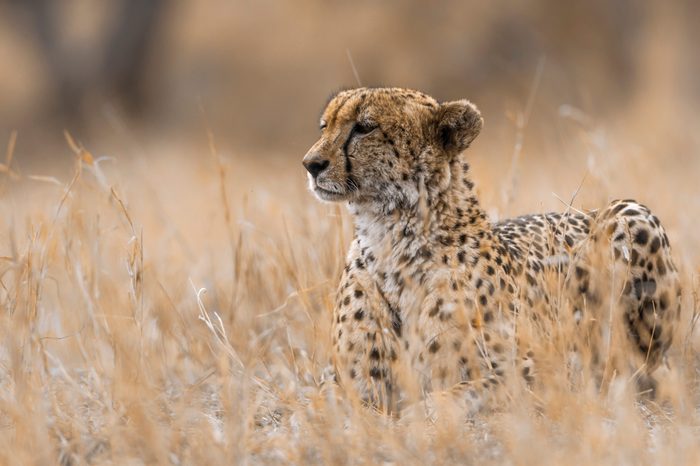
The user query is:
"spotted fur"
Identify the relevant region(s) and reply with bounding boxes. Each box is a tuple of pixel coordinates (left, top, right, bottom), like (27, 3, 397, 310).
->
(303, 87, 681, 414)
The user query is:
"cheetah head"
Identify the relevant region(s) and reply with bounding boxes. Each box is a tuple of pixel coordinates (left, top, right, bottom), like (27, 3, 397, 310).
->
(302, 87, 483, 209)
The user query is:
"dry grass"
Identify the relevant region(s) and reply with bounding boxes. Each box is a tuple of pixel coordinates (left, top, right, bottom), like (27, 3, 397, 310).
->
(0, 122, 699, 466)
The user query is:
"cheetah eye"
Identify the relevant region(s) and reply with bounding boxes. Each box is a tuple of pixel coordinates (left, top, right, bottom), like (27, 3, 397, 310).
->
(353, 121, 378, 136)
(320, 121, 327, 131)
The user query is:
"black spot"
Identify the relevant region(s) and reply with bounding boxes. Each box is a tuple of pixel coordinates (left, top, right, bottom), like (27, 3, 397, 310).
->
(656, 257, 667, 276)
(634, 229, 649, 246)
(354, 309, 364, 320)
(640, 298, 656, 319)
(428, 304, 440, 317)
(369, 348, 380, 360)
(343, 296, 350, 306)
(526, 274, 536, 286)
(611, 203, 626, 215)
(631, 248, 639, 266)
(354, 289, 363, 298)
(369, 367, 382, 379)
(633, 278, 643, 300)
(649, 236, 661, 254)
(391, 311, 402, 337)
(429, 340, 441, 353)
(479, 295, 488, 306)
(457, 251, 466, 263)
(439, 236, 453, 246)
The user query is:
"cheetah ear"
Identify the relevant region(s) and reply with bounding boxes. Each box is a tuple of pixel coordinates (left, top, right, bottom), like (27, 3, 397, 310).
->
(435, 100, 483, 156)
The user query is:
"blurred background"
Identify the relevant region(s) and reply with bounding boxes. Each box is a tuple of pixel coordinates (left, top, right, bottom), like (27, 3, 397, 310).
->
(2, 3, 700, 462)
(0, 0, 698, 157)
(0, 0, 698, 254)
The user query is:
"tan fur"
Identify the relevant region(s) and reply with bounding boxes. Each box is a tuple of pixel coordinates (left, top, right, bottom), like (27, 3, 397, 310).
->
(303, 87, 681, 414)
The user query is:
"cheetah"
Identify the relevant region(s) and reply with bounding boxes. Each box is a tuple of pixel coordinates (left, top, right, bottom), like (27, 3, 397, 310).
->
(302, 87, 681, 415)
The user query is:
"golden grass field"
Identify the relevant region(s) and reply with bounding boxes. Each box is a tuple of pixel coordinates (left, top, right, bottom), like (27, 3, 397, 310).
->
(0, 107, 698, 465)
(0, 3, 699, 462)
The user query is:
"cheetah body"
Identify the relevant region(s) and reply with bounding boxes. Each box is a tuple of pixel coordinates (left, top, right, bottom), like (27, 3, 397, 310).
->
(302, 88, 681, 412)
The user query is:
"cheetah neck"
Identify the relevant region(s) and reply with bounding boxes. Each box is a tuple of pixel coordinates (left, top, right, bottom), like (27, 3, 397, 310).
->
(348, 157, 491, 303)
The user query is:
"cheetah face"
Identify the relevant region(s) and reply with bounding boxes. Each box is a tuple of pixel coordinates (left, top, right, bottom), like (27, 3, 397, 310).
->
(303, 87, 483, 209)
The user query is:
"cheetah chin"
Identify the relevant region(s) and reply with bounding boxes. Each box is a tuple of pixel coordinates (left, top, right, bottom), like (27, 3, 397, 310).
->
(310, 183, 352, 202)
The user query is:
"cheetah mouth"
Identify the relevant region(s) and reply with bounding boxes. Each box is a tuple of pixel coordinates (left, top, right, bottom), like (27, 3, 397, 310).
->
(313, 185, 350, 201)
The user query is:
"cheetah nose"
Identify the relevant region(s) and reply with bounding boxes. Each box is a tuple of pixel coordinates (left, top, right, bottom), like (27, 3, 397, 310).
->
(303, 155, 330, 178)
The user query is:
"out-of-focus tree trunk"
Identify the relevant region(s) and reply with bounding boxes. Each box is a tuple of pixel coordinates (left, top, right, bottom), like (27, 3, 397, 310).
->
(10, 0, 167, 123)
